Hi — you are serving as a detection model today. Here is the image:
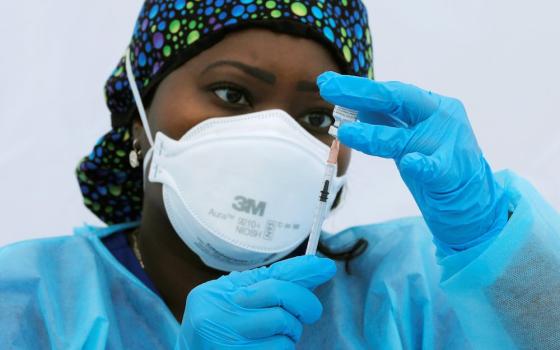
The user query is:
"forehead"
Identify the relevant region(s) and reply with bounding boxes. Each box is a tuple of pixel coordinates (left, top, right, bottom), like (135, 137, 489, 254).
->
(186, 28, 342, 77)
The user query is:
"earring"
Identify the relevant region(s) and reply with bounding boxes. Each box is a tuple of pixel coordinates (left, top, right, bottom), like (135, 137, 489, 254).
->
(129, 139, 143, 168)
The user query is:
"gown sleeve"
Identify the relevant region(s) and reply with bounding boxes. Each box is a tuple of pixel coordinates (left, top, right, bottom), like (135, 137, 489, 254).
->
(437, 170, 560, 349)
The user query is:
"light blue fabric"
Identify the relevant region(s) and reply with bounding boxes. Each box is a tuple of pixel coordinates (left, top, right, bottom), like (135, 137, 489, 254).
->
(1, 171, 559, 349)
(317, 71, 509, 251)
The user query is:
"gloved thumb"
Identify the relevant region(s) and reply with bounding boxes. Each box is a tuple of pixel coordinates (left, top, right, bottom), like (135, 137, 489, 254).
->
(227, 255, 337, 290)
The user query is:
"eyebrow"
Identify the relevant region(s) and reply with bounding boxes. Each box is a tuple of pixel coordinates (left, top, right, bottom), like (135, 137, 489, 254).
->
(296, 81, 319, 92)
(202, 60, 276, 85)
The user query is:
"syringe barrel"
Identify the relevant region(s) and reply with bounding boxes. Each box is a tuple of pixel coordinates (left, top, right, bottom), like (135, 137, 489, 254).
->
(305, 163, 337, 255)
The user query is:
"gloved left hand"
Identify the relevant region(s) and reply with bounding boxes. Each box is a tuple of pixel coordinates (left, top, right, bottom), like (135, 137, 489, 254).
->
(176, 255, 336, 350)
(317, 71, 509, 251)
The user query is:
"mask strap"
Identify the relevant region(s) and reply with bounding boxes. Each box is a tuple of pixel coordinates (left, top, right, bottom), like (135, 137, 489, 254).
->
(125, 48, 155, 147)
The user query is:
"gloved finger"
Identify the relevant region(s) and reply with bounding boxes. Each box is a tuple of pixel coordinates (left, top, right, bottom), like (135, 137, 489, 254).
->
(250, 336, 295, 350)
(233, 279, 324, 324)
(235, 307, 303, 342)
(228, 255, 336, 290)
(268, 255, 336, 289)
(338, 122, 412, 159)
(398, 152, 439, 184)
(317, 71, 440, 127)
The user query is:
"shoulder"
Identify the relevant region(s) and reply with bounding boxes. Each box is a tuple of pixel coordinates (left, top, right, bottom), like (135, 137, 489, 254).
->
(0, 234, 100, 280)
(0, 222, 138, 272)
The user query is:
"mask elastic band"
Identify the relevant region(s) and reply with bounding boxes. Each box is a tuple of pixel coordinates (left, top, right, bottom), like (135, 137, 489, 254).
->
(125, 48, 155, 147)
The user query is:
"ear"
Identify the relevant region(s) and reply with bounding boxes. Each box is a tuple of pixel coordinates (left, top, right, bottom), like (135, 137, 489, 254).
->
(131, 118, 150, 153)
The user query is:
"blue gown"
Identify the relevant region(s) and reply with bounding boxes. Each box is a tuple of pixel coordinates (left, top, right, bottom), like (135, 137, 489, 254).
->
(1, 171, 559, 349)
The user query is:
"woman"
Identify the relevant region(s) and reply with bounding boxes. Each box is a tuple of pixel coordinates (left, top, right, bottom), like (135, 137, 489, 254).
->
(1, 0, 559, 349)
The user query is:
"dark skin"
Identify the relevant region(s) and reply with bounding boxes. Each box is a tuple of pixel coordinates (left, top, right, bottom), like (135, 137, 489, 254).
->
(132, 28, 352, 322)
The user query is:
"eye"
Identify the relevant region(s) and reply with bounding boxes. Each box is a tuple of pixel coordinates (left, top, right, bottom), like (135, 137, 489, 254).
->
(212, 85, 250, 106)
(298, 111, 334, 132)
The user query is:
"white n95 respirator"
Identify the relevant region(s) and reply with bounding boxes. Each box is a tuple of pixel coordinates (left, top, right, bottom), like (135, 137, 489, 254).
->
(126, 50, 345, 271)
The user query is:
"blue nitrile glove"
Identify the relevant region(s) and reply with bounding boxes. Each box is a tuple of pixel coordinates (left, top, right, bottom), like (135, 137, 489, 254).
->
(317, 71, 509, 251)
(175, 255, 336, 350)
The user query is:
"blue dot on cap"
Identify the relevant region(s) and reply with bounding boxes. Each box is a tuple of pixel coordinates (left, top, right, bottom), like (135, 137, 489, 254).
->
(205, 7, 214, 15)
(149, 5, 159, 19)
(323, 26, 334, 42)
(354, 23, 363, 39)
(175, 0, 185, 10)
(216, 0, 224, 6)
(311, 6, 323, 19)
(232, 5, 245, 17)
(334, 6, 341, 16)
(138, 52, 147, 67)
(240, 0, 254, 3)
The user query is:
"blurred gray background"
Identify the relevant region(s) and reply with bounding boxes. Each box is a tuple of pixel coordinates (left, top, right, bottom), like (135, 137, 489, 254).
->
(1, 0, 558, 245)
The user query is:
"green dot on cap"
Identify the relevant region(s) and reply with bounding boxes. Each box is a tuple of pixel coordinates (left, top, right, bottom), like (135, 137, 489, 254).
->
(265, 0, 276, 9)
(169, 19, 181, 33)
(343, 45, 352, 62)
(291, 2, 308, 16)
(187, 30, 200, 44)
(271, 9, 281, 18)
(163, 45, 172, 57)
(113, 66, 124, 77)
(109, 185, 122, 197)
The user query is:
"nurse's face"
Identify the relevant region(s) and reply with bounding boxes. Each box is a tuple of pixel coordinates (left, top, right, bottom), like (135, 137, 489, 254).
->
(134, 28, 351, 170)
(134, 28, 351, 213)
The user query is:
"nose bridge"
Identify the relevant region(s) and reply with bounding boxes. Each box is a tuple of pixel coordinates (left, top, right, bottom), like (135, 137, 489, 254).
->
(257, 100, 293, 116)
(254, 80, 302, 117)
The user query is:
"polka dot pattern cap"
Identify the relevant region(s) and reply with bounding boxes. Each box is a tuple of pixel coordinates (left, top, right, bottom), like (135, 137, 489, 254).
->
(106, 0, 374, 127)
(78, 0, 374, 225)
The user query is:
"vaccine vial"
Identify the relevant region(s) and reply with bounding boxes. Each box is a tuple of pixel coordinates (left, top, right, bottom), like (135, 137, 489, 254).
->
(328, 105, 359, 138)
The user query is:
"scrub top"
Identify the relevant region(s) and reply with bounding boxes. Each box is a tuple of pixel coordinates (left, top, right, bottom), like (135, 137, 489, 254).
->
(1, 170, 559, 349)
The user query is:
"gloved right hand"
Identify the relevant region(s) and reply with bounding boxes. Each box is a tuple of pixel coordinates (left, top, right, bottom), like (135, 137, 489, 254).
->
(175, 255, 337, 350)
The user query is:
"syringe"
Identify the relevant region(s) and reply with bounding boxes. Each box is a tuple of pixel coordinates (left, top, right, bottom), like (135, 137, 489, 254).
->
(305, 139, 340, 256)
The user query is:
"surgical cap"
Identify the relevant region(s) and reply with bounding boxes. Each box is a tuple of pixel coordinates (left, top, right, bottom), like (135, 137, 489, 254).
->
(77, 0, 374, 224)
